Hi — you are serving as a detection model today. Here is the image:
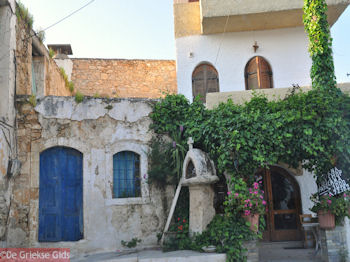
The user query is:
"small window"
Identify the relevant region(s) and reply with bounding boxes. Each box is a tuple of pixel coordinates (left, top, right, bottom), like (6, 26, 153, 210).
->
(245, 56, 273, 90)
(31, 62, 37, 96)
(113, 151, 141, 198)
(192, 63, 219, 103)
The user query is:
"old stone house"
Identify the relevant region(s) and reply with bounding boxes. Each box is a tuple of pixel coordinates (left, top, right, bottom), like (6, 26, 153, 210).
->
(0, 0, 177, 255)
(1, 0, 350, 260)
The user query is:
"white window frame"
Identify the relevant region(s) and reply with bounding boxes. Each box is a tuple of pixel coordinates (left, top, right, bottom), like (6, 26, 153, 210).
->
(105, 141, 150, 206)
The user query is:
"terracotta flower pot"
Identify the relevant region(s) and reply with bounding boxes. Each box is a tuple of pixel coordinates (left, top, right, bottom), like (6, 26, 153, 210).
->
(318, 210, 335, 229)
(243, 213, 260, 232)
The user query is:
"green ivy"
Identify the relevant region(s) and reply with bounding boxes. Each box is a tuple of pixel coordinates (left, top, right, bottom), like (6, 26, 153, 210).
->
(303, 0, 337, 90)
(150, 90, 349, 184)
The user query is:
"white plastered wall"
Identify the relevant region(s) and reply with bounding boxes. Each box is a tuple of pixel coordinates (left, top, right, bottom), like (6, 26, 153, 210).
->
(175, 27, 312, 101)
(294, 170, 318, 215)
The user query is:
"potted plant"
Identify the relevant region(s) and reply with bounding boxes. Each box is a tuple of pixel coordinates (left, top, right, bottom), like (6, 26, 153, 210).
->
(226, 178, 267, 232)
(310, 192, 350, 229)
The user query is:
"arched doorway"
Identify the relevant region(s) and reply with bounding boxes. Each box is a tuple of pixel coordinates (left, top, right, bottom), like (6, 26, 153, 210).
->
(39, 146, 83, 242)
(245, 56, 273, 90)
(257, 166, 302, 241)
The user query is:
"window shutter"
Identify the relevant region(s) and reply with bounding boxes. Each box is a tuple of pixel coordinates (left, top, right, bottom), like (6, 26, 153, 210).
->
(245, 56, 273, 90)
(192, 64, 219, 103)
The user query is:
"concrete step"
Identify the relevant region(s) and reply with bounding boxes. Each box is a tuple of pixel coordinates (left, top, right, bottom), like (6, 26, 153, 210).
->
(259, 241, 322, 262)
(71, 250, 226, 262)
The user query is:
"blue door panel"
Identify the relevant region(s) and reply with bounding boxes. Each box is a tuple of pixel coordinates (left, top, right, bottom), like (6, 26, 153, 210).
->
(39, 147, 83, 242)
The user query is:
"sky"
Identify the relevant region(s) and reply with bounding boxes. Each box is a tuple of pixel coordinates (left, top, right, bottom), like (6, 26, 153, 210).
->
(21, 0, 350, 83)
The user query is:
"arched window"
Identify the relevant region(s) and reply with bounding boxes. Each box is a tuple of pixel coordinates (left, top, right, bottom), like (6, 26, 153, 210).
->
(192, 63, 219, 103)
(245, 56, 273, 90)
(113, 151, 141, 198)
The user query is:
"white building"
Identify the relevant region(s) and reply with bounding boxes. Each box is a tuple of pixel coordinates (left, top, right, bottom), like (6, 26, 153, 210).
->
(173, 0, 350, 258)
(174, 0, 349, 102)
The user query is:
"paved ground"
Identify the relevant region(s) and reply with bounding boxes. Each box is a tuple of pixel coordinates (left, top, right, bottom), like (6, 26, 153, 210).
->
(71, 241, 323, 262)
(259, 241, 323, 262)
(71, 249, 226, 262)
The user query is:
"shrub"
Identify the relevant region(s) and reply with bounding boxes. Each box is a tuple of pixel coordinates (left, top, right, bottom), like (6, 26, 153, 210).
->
(75, 91, 84, 103)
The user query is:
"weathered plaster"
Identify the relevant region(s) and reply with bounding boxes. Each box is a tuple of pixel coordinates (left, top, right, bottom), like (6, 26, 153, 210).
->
(105, 141, 150, 206)
(54, 58, 73, 81)
(0, 0, 16, 121)
(10, 97, 172, 256)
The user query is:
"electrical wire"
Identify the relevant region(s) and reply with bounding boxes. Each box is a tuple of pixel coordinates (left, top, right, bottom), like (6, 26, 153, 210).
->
(40, 0, 96, 33)
(22, 0, 96, 42)
(0, 0, 97, 61)
(214, 15, 230, 66)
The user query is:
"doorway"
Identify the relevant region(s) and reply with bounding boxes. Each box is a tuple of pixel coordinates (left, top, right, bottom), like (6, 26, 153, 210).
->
(257, 166, 302, 241)
(39, 147, 83, 242)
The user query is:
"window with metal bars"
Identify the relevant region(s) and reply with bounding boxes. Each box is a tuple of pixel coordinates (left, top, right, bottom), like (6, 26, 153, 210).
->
(113, 151, 141, 198)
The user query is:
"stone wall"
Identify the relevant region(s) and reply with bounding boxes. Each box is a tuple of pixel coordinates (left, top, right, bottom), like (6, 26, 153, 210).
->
(70, 59, 177, 99)
(15, 15, 32, 96)
(44, 57, 71, 97)
(321, 226, 349, 262)
(7, 96, 173, 255)
(15, 14, 70, 97)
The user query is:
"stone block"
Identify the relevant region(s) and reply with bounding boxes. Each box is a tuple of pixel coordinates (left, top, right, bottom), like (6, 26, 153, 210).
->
(188, 185, 216, 235)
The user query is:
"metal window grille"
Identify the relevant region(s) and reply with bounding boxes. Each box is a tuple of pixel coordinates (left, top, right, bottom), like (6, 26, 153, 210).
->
(113, 151, 141, 198)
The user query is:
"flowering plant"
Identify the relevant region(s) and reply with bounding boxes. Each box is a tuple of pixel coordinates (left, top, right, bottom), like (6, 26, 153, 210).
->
(310, 192, 350, 221)
(225, 177, 267, 216)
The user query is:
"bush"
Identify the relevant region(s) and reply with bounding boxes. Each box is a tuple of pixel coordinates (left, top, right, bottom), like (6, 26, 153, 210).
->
(75, 91, 84, 103)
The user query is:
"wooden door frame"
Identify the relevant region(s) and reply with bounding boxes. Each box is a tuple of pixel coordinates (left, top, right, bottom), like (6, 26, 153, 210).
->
(261, 166, 302, 242)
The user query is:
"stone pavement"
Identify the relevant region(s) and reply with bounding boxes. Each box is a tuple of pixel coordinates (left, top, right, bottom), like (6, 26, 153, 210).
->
(71, 249, 226, 262)
(71, 241, 324, 262)
(259, 241, 323, 262)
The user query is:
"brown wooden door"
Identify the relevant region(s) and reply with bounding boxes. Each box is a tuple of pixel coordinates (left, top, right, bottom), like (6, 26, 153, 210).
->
(259, 167, 302, 241)
(245, 56, 273, 90)
(192, 64, 219, 103)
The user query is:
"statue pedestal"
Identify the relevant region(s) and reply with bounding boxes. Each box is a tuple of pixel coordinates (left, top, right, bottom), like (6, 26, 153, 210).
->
(188, 185, 216, 235)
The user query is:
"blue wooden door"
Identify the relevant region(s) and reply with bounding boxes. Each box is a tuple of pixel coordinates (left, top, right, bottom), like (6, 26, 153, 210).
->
(39, 147, 83, 242)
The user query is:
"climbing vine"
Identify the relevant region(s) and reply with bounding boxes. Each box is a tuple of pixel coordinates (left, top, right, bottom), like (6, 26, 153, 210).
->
(150, 90, 349, 184)
(303, 0, 337, 90)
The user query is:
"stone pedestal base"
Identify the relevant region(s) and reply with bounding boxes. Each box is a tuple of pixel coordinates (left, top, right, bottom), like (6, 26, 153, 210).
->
(188, 185, 215, 235)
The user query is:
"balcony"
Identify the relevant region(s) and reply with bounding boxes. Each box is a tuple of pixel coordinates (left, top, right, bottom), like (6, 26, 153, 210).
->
(200, 0, 350, 34)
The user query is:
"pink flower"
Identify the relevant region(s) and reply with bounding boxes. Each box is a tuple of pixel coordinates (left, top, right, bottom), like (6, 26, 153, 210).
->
(254, 191, 258, 195)
(261, 190, 264, 194)
(249, 203, 252, 207)
(259, 195, 264, 199)
(227, 191, 232, 195)
(244, 210, 251, 216)
(344, 193, 347, 197)
(244, 204, 247, 208)
(259, 181, 262, 184)
(327, 200, 332, 205)
(253, 182, 259, 189)
(234, 193, 239, 197)
(262, 200, 267, 205)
